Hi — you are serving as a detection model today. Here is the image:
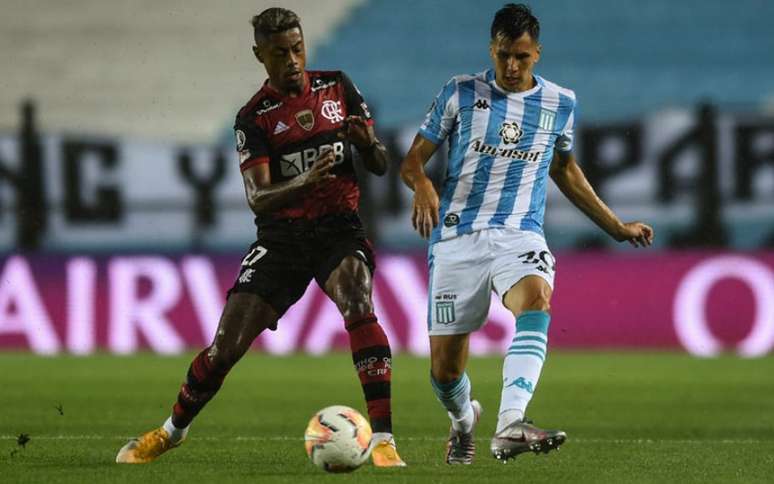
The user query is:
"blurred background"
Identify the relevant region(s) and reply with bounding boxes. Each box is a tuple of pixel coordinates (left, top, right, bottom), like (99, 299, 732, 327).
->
(1, 0, 773, 357)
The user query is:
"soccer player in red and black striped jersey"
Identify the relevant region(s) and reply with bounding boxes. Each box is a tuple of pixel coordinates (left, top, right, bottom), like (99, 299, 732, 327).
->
(116, 7, 406, 467)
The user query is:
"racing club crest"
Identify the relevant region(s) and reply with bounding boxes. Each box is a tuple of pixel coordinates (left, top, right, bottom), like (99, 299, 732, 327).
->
(295, 109, 315, 131)
(499, 121, 523, 144)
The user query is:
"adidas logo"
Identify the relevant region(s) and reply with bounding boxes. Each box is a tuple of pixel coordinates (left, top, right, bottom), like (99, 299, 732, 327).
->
(273, 121, 290, 134)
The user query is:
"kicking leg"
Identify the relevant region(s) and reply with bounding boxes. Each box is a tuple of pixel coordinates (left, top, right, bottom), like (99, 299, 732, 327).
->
(323, 255, 405, 467)
(116, 293, 278, 463)
(491, 275, 565, 461)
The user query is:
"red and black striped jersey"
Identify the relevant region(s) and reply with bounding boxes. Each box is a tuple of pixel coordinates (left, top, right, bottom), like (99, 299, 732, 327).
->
(234, 70, 374, 221)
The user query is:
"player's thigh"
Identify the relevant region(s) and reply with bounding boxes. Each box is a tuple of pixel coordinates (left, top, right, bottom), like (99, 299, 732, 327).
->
(230, 239, 313, 320)
(490, 229, 556, 316)
(314, 223, 375, 320)
(430, 333, 470, 383)
(321, 255, 374, 320)
(209, 292, 278, 367)
(428, 232, 492, 336)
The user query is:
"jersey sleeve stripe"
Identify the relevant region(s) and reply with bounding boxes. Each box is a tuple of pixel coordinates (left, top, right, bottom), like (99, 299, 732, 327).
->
(239, 156, 270, 172)
(418, 127, 444, 145)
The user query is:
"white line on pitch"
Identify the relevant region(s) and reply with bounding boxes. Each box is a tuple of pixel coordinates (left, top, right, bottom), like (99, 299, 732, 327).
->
(0, 435, 771, 444)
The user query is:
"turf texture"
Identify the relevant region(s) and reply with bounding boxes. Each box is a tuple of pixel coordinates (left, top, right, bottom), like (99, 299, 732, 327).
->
(1, 352, 773, 483)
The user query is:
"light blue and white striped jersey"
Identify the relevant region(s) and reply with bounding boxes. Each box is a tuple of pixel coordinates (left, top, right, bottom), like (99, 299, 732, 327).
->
(418, 69, 577, 244)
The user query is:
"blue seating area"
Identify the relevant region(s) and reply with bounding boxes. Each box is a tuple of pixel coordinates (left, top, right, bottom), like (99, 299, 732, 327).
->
(312, 0, 774, 127)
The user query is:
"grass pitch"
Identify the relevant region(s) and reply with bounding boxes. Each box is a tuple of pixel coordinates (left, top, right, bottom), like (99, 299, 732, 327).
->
(1, 352, 773, 483)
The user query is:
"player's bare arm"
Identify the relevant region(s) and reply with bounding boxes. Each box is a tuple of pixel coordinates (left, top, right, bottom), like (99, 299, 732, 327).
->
(242, 148, 336, 215)
(400, 134, 441, 239)
(339, 115, 388, 175)
(550, 148, 654, 247)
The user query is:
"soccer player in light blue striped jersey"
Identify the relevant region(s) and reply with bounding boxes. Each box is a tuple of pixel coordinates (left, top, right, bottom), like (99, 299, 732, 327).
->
(400, 3, 654, 464)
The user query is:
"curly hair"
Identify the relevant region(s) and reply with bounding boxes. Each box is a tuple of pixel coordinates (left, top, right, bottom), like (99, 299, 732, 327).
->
(251, 7, 302, 45)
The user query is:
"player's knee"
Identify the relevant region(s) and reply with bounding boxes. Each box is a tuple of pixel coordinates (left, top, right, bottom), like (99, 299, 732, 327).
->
(337, 290, 374, 322)
(522, 290, 551, 313)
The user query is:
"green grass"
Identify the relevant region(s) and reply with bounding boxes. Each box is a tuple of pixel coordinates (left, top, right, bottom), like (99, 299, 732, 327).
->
(1, 352, 773, 483)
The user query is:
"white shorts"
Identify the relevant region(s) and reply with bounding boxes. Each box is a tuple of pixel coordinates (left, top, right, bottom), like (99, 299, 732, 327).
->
(427, 228, 555, 336)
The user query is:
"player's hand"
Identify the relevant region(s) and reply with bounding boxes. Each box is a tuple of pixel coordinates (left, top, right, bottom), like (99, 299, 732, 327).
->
(338, 115, 375, 150)
(303, 148, 336, 186)
(615, 222, 654, 248)
(412, 177, 440, 239)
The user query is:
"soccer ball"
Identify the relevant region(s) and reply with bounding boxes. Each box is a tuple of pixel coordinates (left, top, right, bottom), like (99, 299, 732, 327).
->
(304, 405, 372, 473)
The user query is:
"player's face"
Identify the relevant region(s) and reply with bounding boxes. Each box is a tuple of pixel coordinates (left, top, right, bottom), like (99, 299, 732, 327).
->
(489, 32, 541, 92)
(254, 27, 306, 95)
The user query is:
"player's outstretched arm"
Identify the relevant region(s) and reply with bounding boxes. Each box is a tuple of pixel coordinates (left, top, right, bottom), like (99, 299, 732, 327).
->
(400, 134, 441, 239)
(550, 149, 654, 248)
(339, 115, 388, 176)
(242, 148, 336, 216)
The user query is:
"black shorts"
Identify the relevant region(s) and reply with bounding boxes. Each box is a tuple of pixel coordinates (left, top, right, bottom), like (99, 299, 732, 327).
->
(227, 213, 375, 321)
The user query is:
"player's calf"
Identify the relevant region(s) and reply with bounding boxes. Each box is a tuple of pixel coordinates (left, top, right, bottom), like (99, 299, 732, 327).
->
(346, 314, 393, 433)
(172, 346, 233, 428)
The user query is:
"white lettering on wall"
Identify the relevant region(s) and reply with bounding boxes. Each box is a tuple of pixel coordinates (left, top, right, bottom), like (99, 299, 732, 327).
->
(181, 256, 225, 343)
(260, 283, 317, 355)
(0, 256, 61, 354)
(376, 255, 430, 355)
(673, 255, 774, 357)
(108, 257, 184, 354)
(66, 257, 97, 354)
(301, 295, 347, 355)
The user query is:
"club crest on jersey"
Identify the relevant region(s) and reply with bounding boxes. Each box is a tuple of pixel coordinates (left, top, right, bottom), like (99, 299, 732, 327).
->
(539, 109, 556, 131)
(321, 100, 344, 123)
(295, 109, 315, 131)
(499, 121, 523, 145)
(444, 213, 460, 227)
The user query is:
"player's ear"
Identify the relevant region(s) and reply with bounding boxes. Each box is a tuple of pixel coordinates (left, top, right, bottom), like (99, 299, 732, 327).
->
(253, 45, 264, 64)
(535, 43, 541, 63)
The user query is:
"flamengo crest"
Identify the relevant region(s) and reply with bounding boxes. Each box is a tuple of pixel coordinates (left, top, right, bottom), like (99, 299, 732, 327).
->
(321, 100, 344, 123)
(499, 121, 523, 144)
(295, 109, 315, 131)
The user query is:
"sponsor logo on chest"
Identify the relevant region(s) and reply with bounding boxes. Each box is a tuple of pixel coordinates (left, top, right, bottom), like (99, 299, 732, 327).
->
(279, 141, 346, 177)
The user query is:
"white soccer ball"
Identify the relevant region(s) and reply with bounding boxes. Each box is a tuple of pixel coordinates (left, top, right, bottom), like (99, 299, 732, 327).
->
(304, 405, 372, 473)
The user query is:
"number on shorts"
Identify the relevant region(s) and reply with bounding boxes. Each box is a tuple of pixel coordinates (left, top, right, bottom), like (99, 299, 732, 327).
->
(518, 250, 555, 274)
(538, 251, 556, 272)
(241, 246, 268, 266)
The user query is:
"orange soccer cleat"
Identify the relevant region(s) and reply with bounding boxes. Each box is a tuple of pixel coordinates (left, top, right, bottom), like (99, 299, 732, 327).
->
(115, 427, 181, 464)
(370, 434, 407, 467)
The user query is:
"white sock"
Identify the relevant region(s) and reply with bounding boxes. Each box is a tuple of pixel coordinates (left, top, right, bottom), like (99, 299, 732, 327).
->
(449, 404, 475, 433)
(497, 311, 550, 433)
(371, 432, 394, 445)
(496, 409, 524, 433)
(163, 416, 189, 444)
